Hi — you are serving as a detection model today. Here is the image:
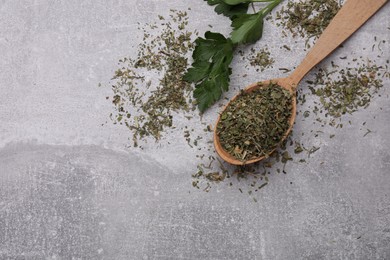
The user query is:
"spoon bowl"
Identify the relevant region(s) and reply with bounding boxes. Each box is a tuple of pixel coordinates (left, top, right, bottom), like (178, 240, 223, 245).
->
(214, 77, 297, 165)
(214, 0, 388, 165)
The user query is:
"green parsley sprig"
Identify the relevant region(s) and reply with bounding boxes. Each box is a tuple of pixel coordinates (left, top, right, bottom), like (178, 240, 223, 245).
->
(184, 32, 234, 112)
(185, 0, 283, 112)
(231, 0, 283, 44)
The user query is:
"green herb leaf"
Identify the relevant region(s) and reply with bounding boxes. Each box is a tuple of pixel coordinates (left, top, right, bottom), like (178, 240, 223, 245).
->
(184, 32, 234, 112)
(192, 32, 230, 61)
(205, 0, 249, 18)
(230, 0, 282, 45)
(231, 13, 264, 44)
(183, 61, 211, 82)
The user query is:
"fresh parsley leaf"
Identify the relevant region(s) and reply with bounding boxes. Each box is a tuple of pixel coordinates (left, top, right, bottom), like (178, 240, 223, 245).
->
(230, 0, 282, 45)
(193, 62, 231, 112)
(204, 0, 249, 18)
(184, 32, 234, 112)
(231, 13, 264, 44)
(183, 61, 211, 83)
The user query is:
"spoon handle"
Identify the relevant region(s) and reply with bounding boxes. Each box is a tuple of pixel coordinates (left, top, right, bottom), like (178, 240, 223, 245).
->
(289, 0, 388, 86)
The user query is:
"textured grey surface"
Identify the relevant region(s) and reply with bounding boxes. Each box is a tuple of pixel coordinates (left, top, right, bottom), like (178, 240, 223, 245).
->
(1, 0, 390, 259)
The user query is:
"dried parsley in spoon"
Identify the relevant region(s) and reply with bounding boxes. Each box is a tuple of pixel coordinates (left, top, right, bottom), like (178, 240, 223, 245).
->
(217, 83, 293, 161)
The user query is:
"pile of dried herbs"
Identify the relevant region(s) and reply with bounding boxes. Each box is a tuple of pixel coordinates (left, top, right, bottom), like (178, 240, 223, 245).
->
(217, 83, 293, 161)
(274, 0, 341, 40)
(107, 10, 195, 147)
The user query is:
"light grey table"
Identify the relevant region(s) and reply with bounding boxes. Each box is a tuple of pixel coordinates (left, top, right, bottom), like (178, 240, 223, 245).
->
(1, 1, 389, 259)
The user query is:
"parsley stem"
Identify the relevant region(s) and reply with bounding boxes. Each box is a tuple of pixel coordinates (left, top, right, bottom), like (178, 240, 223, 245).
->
(260, 0, 283, 16)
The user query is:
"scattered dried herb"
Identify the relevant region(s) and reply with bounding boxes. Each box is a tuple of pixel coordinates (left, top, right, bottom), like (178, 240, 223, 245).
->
(363, 129, 372, 137)
(191, 134, 296, 198)
(275, 0, 341, 40)
(217, 83, 293, 161)
(248, 47, 275, 71)
(107, 10, 194, 146)
(308, 62, 384, 118)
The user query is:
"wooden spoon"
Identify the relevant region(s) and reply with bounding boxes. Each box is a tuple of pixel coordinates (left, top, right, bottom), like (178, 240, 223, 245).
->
(214, 0, 388, 165)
